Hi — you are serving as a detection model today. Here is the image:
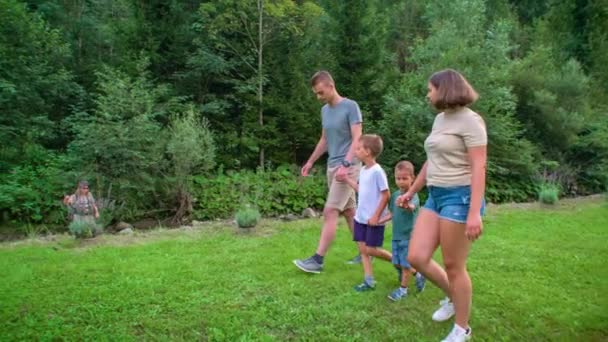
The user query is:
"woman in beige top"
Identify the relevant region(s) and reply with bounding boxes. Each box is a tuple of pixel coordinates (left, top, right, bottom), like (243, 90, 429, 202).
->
(398, 69, 487, 342)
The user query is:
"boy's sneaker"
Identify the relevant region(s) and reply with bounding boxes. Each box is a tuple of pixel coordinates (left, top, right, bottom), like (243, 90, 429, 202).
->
(293, 257, 323, 274)
(354, 281, 375, 292)
(415, 273, 426, 292)
(387, 287, 408, 301)
(432, 298, 455, 322)
(441, 324, 472, 342)
(346, 254, 362, 264)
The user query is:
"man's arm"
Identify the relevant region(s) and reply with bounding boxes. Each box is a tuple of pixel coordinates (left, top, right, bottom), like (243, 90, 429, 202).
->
(344, 123, 362, 163)
(301, 129, 327, 177)
(335, 123, 362, 181)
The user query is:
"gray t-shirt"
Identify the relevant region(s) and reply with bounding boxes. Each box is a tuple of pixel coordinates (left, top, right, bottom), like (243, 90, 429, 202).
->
(355, 163, 389, 224)
(321, 98, 363, 167)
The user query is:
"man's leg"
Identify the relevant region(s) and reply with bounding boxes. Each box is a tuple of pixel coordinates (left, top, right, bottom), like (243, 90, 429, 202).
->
(316, 207, 341, 255)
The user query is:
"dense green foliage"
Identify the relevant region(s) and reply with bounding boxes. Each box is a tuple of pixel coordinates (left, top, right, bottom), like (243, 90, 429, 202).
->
(1, 0, 607, 229)
(192, 166, 326, 220)
(1, 199, 607, 339)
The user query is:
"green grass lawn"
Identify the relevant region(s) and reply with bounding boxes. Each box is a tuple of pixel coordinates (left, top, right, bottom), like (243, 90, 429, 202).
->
(1, 197, 607, 341)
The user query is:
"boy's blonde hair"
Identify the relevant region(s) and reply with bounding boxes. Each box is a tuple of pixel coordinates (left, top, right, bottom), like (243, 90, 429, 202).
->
(359, 134, 383, 158)
(395, 160, 415, 177)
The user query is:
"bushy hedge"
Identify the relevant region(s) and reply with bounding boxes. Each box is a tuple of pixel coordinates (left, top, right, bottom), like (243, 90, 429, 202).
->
(191, 166, 327, 220)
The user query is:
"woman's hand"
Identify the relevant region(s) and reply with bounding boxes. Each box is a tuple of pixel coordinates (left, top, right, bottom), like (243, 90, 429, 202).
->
(396, 192, 413, 209)
(465, 212, 483, 241)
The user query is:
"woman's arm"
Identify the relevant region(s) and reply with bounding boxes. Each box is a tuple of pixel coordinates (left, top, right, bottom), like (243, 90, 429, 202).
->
(466, 145, 487, 240)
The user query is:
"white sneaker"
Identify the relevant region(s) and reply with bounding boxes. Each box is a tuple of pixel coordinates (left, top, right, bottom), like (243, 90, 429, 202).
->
(441, 324, 472, 342)
(432, 297, 455, 322)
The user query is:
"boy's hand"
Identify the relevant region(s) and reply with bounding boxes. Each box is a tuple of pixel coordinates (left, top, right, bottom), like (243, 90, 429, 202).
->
(335, 166, 348, 182)
(368, 215, 380, 226)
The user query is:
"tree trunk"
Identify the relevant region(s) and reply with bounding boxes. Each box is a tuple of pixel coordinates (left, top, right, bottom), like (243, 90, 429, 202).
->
(258, 0, 264, 171)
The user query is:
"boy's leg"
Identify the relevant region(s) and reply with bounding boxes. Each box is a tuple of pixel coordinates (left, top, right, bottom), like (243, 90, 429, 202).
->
(401, 267, 413, 288)
(354, 223, 376, 291)
(364, 225, 391, 262)
(366, 246, 392, 262)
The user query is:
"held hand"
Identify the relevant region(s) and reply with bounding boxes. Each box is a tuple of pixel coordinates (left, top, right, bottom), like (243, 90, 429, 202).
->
(95, 212, 100, 219)
(301, 162, 313, 177)
(368, 215, 380, 226)
(335, 166, 348, 182)
(397, 192, 413, 209)
(465, 212, 483, 241)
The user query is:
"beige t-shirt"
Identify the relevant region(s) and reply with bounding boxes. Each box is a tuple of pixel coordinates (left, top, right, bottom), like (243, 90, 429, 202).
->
(424, 107, 487, 187)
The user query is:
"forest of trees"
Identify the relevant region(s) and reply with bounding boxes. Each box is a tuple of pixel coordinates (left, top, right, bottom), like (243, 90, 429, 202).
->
(1, 0, 607, 229)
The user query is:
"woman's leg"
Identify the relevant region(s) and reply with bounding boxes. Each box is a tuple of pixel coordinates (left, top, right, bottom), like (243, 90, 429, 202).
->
(439, 219, 473, 328)
(407, 209, 450, 294)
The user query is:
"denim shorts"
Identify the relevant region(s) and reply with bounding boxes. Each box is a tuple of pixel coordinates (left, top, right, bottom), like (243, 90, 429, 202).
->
(353, 220, 385, 247)
(423, 185, 485, 224)
(392, 240, 411, 269)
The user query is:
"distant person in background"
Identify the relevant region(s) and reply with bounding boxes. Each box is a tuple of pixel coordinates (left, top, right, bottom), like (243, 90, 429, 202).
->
(63, 180, 99, 225)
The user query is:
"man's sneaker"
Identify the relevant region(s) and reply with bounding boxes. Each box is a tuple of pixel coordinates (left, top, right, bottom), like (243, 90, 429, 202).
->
(293, 257, 323, 274)
(387, 287, 408, 301)
(432, 298, 455, 322)
(415, 273, 426, 292)
(346, 254, 362, 264)
(354, 281, 375, 292)
(441, 324, 472, 342)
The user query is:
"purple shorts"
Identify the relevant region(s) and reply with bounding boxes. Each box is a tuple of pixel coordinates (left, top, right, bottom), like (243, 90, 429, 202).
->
(353, 220, 385, 247)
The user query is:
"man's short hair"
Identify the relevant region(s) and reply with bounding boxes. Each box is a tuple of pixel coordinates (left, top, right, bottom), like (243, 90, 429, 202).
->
(310, 70, 335, 87)
(359, 134, 384, 158)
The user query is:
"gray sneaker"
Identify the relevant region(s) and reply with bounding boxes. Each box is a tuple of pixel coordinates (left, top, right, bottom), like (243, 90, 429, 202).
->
(346, 254, 362, 264)
(293, 257, 323, 274)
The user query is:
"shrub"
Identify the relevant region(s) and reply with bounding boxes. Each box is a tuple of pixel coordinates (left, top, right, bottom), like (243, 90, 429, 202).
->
(191, 165, 326, 220)
(68, 220, 99, 238)
(538, 183, 560, 205)
(235, 206, 261, 228)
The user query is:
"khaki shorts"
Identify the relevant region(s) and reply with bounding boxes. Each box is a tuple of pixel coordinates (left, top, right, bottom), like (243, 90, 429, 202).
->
(325, 164, 361, 211)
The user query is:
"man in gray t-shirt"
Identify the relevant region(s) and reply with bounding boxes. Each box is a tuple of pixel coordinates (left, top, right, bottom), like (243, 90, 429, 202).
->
(293, 71, 363, 274)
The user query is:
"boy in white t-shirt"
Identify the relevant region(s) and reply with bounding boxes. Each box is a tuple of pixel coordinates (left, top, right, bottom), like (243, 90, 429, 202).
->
(339, 134, 392, 291)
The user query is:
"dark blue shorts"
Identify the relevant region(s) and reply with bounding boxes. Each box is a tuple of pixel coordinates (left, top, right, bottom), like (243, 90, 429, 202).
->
(353, 220, 385, 247)
(423, 185, 485, 224)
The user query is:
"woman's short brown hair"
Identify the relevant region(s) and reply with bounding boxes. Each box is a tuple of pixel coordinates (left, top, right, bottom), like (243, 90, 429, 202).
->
(359, 134, 383, 158)
(429, 69, 478, 110)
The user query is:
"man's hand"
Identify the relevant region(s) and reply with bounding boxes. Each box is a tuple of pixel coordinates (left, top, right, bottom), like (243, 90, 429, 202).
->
(301, 162, 313, 177)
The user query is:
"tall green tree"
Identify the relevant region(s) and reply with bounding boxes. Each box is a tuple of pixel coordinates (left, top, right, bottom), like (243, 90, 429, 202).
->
(0, 0, 80, 170)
